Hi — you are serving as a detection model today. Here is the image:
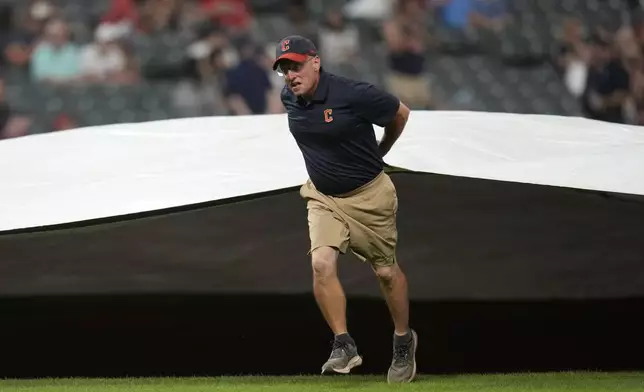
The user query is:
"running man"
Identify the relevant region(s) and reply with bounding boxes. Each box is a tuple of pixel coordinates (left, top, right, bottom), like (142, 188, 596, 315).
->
(273, 35, 417, 383)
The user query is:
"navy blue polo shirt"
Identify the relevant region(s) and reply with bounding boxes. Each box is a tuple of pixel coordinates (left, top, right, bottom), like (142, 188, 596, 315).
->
(281, 70, 400, 196)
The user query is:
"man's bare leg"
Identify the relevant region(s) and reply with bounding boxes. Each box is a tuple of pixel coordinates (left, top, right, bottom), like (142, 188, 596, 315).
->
(311, 246, 346, 335)
(373, 262, 409, 334)
(312, 246, 362, 374)
(374, 262, 418, 383)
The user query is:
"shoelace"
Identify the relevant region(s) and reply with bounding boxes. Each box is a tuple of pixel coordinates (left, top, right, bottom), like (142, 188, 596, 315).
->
(330, 339, 349, 358)
(392, 341, 411, 365)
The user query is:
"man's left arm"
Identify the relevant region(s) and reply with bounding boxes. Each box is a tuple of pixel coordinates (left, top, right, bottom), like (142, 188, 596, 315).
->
(378, 101, 410, 157)
(352, 83, 411, 158)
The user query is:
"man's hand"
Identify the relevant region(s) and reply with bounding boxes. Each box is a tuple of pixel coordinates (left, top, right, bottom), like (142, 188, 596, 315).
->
(378, 101, 410, 158)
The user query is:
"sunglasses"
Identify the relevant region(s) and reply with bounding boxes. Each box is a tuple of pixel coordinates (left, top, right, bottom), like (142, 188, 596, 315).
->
(276, 56, 316, 76)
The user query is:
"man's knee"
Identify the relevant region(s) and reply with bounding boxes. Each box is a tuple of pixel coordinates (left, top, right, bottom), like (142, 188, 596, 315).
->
(311, 246, 339, 281)
(373, 263, 400, 285)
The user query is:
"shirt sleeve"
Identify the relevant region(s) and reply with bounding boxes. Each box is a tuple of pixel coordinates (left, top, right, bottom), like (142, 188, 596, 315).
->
(350, 81, 400, 127)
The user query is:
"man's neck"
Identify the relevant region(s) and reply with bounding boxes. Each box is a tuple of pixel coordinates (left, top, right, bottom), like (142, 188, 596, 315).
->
(302, 74, 321, 101)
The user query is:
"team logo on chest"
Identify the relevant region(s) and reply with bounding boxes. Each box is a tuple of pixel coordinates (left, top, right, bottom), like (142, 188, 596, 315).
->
(324, 109, 333, 123)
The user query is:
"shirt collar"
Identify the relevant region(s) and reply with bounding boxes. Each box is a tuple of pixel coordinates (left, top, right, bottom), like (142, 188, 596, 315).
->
(312, 68, 329, 102)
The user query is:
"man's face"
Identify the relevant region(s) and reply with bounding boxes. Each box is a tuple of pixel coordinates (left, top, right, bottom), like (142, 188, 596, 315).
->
(279, 56, 319, 96)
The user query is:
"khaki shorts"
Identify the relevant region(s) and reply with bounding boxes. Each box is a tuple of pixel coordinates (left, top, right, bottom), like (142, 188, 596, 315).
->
(299, 171, 399, 267)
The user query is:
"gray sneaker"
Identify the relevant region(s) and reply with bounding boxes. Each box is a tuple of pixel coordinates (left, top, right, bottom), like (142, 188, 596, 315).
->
(321, 338, 363, 374)
(387, 329, 418, 383)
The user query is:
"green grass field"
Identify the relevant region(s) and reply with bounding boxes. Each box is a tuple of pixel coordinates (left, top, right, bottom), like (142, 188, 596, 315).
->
(2, 373, 643, 392)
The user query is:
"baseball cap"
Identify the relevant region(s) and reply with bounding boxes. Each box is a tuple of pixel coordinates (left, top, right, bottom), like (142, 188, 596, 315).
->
(272, 35, 318, 71)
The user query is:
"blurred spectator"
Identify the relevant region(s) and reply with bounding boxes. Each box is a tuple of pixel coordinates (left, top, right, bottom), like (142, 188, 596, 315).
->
(185, 22, 231, 81)
(581, 34, 631, 124)
(30, 19, 81, 85)
(223, 40, 281, 115)
(0, 75, 32, 139)
(617, 21, 644, 124)
(318, 10, 360, 67)
(0, 0, 639, 140)
(1, 1, 55, 71)
(79, 23, 138, 84)
(615, 24, 640, 59)
(554, 17, 591, 97)
(173, 22, 231, 117)
(382, 0, 432, 109)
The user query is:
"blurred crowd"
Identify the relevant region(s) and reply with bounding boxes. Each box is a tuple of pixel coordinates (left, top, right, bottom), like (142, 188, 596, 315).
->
(553, 9, 644, 125)
(1, 0, 644, 140)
